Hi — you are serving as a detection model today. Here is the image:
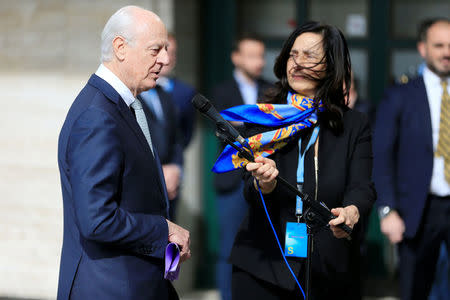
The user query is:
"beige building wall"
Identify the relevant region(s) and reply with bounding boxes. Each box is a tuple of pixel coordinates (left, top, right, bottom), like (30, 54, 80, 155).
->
(0, 0, 174, 72)
(0, 1, 204, 299)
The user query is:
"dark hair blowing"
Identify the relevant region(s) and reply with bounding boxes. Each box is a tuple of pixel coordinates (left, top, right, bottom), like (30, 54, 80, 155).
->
(263, 21, 351, 134)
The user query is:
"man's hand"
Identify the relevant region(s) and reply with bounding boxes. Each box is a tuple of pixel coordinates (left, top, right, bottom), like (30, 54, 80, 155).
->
(380, 210, 405, 244)
(167, 219, 191, 262)
(162, 164, 181, 200)
(246, 156, 279, 194)
(329, 205, 360, 239)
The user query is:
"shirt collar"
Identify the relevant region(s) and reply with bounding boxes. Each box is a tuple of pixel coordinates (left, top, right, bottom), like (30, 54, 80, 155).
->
(157, 76, 171, 89)
(423, 65, 449, 87)
(233, 69, 257, 88)
(95, 64, 136, 107)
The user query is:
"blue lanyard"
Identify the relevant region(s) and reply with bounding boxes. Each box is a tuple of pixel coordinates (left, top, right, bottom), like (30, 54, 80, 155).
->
(296, 126, 320, 218)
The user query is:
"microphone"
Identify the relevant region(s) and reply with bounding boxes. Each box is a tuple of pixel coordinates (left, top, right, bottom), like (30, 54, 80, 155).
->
(192, 94, 248, 148)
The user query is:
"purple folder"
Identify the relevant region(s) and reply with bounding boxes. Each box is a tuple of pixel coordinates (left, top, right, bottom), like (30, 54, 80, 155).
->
(164, 243, 181, 281)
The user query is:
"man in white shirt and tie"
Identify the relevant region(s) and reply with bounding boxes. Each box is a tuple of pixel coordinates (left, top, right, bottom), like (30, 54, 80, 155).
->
(373, 17, 450, 300)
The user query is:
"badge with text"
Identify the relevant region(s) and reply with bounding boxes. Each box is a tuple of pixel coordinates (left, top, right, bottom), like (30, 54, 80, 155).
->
(284, 222, 308, 257)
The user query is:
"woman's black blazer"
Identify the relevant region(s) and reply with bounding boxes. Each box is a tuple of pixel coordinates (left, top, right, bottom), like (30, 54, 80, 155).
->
(229, 109, 376, 291)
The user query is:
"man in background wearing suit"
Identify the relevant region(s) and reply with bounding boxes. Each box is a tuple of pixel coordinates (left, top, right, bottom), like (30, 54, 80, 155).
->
(139, 33, 196, 220)
(57, 6, 190, 300)
(139, 84, 184, 221)
(159, 33, 197, 149)
(212, 34, 272, 300)
(373, 18, 449, 300)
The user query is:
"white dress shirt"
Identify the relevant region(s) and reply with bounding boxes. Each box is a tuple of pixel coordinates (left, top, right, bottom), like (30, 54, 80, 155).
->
(95, 64, 136, 107)
(139, 88, 164, 121)
(424, 66, 450, 196)
(234, 69, 258, 105)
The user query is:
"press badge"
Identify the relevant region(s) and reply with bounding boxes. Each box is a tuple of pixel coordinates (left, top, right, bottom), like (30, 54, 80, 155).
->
(284, 222, 308, 257)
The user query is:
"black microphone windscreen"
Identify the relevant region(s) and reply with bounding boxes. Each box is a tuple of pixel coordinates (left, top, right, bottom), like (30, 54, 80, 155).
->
(191, 93, 249, 148)
(191, 94, 211, 113)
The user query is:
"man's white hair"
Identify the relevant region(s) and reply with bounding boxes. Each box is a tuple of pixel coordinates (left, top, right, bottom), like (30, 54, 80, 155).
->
(101, 6, 141, 62)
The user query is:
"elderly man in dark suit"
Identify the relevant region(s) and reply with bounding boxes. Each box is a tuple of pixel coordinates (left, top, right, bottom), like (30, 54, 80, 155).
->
(373, 17, 449, 300)
(57, 6, 190, 300)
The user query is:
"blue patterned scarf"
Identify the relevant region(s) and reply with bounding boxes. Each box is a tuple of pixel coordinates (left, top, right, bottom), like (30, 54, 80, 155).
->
(212, 91, 324, 173)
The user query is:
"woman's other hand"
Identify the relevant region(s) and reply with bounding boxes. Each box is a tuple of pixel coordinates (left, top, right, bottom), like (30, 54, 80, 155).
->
(329, 205, 360, 239)
(246, 156, 278, 194)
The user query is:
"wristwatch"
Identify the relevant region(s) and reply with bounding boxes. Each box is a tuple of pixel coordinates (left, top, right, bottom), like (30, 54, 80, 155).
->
(378, 206, 394, 220)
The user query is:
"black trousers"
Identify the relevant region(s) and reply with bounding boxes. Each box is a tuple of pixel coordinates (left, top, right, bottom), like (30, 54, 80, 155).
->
(232, 266, 300, 300)
(232, 265, 361, 300)
(399, 194, 450, 300)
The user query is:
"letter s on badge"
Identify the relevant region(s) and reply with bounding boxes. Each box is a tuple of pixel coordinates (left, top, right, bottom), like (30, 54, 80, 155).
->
(288, 247, 294, 255)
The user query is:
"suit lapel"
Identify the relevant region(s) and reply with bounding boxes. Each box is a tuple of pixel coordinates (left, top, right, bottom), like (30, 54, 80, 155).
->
(117, 98, 155, 153)
(117, 96, 170, 217)
(231, 78, 245, 106)
(256, 79, 269, 100)
(156, 87, 171, 125)
(88, 74, 153, 155)
(152, 147, 170, 218)
(415, 77, 434, 152)
(88, 74, 169, 217)
(150, 89, 171, 218)
(232, 77, 270, 105)
(139, 95, 171, 217)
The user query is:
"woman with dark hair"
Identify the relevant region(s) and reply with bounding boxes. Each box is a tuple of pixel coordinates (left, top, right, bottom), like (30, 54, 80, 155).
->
(226, 21, 376, 299)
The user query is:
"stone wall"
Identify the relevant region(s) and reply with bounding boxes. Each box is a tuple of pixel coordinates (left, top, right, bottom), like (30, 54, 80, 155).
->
(0, 0, 173, 72)
(0, 72, 87, 299)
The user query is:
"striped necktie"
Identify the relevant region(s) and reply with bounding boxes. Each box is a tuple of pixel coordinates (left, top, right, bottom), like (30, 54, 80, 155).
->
(436, 80, 450, 183)
(131, 98, 155, 156)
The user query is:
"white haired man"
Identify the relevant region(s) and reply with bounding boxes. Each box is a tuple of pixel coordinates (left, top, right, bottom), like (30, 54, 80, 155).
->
(57, 6, 190, 300)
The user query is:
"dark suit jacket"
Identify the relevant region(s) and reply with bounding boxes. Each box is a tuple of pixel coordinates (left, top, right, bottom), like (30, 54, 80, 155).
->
(140, 87, 183, 167)
(57, 74, 174, 300)
(170, 78, 197, 148)
(212, 77, 272, 193)
(373, 77, 433, 238)
(229, 109, 376, 291)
